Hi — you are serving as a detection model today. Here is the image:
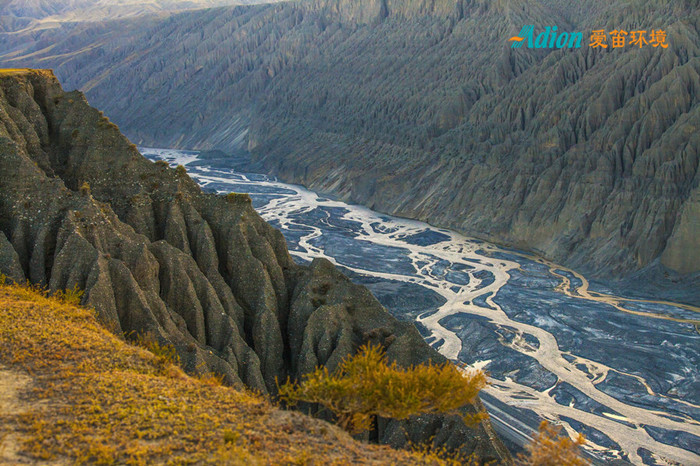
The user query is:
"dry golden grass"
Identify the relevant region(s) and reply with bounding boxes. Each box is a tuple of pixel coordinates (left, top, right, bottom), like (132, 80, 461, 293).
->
(0, 69, 53, 77)
(0, 68, 32, 75)
(517, 421, 589, 466)
(0, 281, 450, 465)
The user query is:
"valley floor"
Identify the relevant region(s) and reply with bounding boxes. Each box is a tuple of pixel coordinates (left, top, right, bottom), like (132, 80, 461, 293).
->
(148, 148, 700, 466)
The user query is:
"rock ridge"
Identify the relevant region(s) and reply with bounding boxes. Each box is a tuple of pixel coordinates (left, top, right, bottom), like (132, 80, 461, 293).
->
(0, 69, 510, 462)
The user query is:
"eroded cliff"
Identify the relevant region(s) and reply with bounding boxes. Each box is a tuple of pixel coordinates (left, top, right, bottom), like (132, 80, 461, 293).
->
(2, 0, 696, 282)
(0, 69, 509, 462)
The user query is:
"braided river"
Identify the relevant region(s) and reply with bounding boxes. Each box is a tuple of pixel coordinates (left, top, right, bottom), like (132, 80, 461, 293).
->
(144, 148, 700, 465)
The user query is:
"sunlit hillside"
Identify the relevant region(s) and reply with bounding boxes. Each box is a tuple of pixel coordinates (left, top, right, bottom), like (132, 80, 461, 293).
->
(0, 279, 439, 465)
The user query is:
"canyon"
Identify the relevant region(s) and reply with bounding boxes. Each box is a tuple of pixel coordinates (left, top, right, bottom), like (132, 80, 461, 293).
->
(0, 69, 509, 460)
(1, 0, 697, 287)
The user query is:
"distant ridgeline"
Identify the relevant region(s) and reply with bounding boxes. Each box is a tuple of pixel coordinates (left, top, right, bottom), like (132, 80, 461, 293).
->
(1, 0, 698, 286)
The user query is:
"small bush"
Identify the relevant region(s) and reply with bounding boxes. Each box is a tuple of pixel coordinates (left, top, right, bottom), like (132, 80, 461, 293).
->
(79, 182, 91, 195)
(53, 284, 84, 306)
(226, 192, 252, 204)
(198, 372, 225, 387)
(223, 429, 240, 444)
(176, 165, 187, 178)
(278, 343, 488, 434)
(132, 331, 180, 369)
(518, 421, 588, 466)
(0, 273, 6, 286)
(409, 441, 479, 466)
(155, 160, 169, 169)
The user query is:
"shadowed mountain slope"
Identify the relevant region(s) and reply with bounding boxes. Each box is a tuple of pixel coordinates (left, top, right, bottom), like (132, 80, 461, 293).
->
(0, 69, 510, 461)
(1, 0, 698, 285)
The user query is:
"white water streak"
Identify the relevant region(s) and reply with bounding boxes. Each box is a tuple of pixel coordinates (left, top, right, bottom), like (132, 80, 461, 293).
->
(152, 149, 700, 465)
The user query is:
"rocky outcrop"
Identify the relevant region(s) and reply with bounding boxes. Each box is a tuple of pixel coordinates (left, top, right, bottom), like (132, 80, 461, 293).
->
(0, 69, 510, 462)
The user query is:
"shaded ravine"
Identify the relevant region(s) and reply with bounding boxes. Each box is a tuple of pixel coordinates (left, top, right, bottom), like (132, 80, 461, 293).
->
(144, 148, 700, 466)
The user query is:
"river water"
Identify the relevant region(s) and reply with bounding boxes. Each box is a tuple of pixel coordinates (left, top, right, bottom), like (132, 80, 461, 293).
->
(143, 148, 700, 465)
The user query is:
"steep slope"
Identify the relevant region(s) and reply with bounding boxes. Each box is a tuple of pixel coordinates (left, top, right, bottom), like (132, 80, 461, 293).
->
(0, 69, 509, 461)
(1, 0, 697, 282)
(0, 281, 444, 465)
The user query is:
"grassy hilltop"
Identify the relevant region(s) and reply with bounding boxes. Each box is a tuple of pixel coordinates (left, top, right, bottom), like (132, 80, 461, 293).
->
(0, 279, 442, 465)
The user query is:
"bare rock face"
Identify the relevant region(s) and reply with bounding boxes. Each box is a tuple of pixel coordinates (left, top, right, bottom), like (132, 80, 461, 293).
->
(0, 70, 510, 463)
(662, 173, 700, 274)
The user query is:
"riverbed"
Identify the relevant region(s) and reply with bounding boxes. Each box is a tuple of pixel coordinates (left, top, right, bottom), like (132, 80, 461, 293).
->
(143, 148, 700, 465)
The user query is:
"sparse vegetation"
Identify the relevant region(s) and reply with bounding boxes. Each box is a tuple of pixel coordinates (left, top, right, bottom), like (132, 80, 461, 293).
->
(409, 442, 479, 466)
(0, 69, 35, 76)
(278, 343, 488, 434)
(0, 281, 448, 465)
(79, 181, 91, 195)
(131, 331, 180, 368)
(226, 192, 251, 203)
(518, 421, 588, 466)
(176, 164, 187, 178)
(52, 283, 85, 306)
